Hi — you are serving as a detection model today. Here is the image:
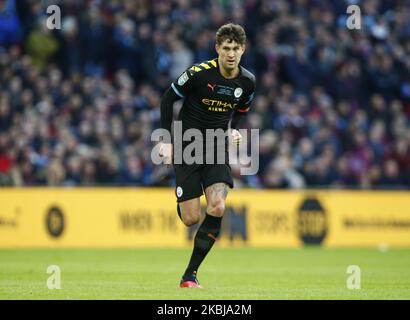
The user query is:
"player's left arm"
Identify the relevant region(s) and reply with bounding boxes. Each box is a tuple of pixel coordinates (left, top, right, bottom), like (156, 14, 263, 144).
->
(230, 79, 255, 144)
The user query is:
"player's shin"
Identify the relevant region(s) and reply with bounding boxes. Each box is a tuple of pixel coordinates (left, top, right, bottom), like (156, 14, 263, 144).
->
(183, 213, 222, 280)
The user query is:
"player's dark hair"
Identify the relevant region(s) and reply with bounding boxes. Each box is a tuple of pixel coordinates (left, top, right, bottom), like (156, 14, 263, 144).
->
(215, 23, 246, 46)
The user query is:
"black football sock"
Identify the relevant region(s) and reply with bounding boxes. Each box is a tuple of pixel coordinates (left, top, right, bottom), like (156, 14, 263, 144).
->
(183, 213, 222, 280)
(177, 203, 182, 221)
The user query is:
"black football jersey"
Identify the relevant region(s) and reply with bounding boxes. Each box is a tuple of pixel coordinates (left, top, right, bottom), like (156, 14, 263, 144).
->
(171, 58, 256, 133)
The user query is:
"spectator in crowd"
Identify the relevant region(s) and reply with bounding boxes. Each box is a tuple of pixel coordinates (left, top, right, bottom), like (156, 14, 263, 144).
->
(0, 0, 21, 46)
(26, 18, 59, 70)
(0, 0, 408, 189)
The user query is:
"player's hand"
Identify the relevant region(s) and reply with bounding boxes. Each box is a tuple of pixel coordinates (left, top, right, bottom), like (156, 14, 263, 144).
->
(230, 129, 242, 145)
(159, 142, 173, 165)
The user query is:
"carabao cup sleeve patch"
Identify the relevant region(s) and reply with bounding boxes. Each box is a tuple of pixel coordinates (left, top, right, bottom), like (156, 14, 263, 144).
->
(177, 72, 189, 86)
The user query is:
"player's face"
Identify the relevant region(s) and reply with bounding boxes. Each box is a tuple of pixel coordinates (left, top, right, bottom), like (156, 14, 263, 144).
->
(216, 40, 245, 72)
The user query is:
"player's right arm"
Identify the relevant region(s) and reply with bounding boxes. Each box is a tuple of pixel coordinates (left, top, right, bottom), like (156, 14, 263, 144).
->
(159, 67, 198, 163)
(158, 87, 178, 163)
(160, 87, 181, 134)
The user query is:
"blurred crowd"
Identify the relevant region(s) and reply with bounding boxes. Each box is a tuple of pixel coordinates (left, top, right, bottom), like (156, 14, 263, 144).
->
(0, 0, 409, 188)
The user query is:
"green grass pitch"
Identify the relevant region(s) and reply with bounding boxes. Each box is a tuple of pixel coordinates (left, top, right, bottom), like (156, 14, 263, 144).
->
(1, 247, 409, 299)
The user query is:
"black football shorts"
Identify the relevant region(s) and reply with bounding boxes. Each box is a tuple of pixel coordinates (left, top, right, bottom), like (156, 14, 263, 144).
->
(174, 163, 233, 202)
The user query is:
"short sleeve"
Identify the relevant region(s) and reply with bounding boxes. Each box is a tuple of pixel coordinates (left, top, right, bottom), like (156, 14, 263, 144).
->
(237, 81, 255, 113)
(171, 68, 199, 98)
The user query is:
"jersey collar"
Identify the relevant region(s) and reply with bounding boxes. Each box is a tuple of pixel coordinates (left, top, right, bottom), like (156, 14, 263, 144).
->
(215, 58, 242, 80)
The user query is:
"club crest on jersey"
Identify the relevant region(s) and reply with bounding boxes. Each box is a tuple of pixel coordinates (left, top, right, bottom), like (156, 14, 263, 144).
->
(176, 186, 183, 198)
(178, 72, 189, 86)
(234, 87, 243, 98)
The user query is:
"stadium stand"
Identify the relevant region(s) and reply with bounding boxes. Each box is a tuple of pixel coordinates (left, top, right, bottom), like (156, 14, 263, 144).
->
(0, 0, 409, 188)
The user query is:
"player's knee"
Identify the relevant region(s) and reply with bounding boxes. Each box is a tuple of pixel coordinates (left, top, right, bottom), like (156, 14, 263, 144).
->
(182, 212, 200, 226)
(207, 200, 225, 217)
